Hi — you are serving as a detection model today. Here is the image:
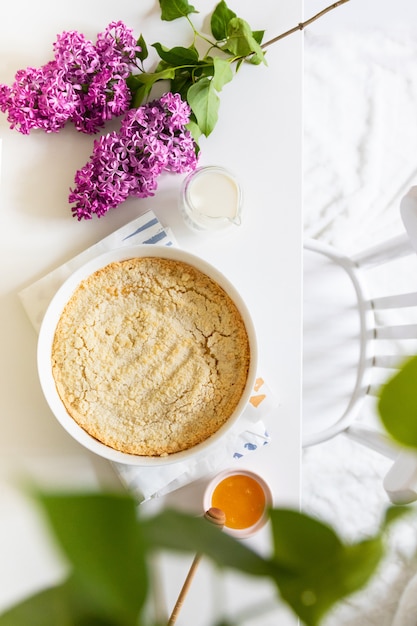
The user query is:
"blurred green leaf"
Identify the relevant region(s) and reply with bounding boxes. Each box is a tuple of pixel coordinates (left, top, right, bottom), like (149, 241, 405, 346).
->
(141, 508, 276, 578)
(383, 504, 411, 528)
(378, 355, 417, 448)
(270, 509, 343, 569)
(341, 538, 383, 594)
(0, 585, 72, 626)
(0, 575, 134, 626)
(267, 509, 385, 626)
(37, 492, 148, 625)
(0, 491, 407, 626)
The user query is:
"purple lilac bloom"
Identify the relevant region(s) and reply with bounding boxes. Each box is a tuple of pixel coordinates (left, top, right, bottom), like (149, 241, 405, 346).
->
(53, 30, 100, 83)
(0, 21, 139, 135)
(0, 62, 79, 134)
(95, 21, 140, 78)
(69, 93, 198, 220)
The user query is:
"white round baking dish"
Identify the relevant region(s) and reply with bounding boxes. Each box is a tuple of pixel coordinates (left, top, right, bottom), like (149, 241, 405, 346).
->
(37, 245, 258, 466)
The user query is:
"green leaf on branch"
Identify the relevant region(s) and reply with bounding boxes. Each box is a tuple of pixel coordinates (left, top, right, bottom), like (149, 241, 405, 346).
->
(211, 0, 237, 40)
(152, 42, 199, 66)
(187, 77, 220, 137)
(171, 70, 195, 101)
(186, 117, 203, 145)
(225, 17, 267, 65)
(127, 67, 176, 87)
(127, 67, 176, 107)
(136, 34, 148, 62)
(212, 57, 233, 91)
(159, 0, 198, 21)
(184, 60, 232, 137)
(130, 81, 152, 108)
(252, 29, 266, 45)
(378, 355, 417, 448)
(129, 0, 266, 136)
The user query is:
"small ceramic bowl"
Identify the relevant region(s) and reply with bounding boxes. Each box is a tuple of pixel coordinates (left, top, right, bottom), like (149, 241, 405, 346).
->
(203, 468, 272, 539)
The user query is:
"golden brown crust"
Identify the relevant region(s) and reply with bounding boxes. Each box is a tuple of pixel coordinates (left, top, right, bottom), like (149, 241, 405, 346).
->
(51, 256, 250, 456)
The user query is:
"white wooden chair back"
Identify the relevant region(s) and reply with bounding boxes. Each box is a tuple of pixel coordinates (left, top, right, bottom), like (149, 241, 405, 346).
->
(303, 186, 417, 504)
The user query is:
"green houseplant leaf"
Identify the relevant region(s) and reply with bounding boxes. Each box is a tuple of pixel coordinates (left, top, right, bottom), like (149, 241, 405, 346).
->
(0, 493, 409, 626)
(141, 508, 276, 579)
(267, 509, 386, 626)
(378, 355, 417, 448)
(383, 504, 411, 527)
(0, 585, 74, 626)
(36, 491, 149, 625)
(0, 576, 140, 626)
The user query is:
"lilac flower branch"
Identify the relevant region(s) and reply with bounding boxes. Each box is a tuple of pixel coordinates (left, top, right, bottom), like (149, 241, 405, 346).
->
(0, 0, 350, 220)
(69, 92, 198, 220)
(0, 21, 140, 134)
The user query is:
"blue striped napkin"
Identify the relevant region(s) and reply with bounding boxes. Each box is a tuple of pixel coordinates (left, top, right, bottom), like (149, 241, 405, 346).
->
(19, 211, 173, 333)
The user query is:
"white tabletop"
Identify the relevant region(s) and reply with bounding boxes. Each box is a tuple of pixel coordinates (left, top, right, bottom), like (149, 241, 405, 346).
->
(0, 0, 302, 623)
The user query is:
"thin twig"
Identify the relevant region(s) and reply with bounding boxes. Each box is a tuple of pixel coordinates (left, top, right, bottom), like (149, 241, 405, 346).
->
(261, 0, 351, 49)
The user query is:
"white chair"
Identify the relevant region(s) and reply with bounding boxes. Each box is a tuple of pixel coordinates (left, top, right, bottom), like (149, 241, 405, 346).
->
(303, 186, 417, 505)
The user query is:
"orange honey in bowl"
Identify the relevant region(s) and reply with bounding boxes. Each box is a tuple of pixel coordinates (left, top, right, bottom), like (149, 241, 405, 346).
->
(211, 472, 266, 530)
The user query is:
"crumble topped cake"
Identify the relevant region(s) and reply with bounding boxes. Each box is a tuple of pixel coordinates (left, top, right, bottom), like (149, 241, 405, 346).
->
(51, 256, 250, 456)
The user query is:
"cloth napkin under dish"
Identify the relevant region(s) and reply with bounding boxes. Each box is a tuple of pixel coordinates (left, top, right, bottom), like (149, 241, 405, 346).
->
(19, 210, 276, 501)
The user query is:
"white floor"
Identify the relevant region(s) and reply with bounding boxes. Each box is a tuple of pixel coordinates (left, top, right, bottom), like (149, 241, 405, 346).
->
(304, 0, 417, 33)
(302, 1, 417, 624)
